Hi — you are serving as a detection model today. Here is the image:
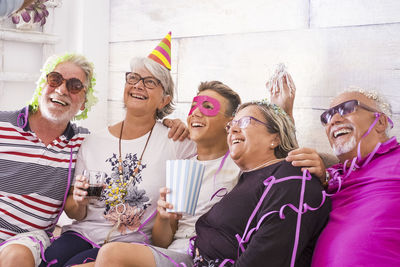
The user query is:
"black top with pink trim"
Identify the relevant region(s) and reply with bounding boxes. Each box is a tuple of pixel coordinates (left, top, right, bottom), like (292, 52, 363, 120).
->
(194, 160, 331, 267)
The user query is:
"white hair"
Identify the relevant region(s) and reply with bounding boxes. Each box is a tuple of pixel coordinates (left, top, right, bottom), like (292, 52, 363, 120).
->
(342, 87, 393, 134)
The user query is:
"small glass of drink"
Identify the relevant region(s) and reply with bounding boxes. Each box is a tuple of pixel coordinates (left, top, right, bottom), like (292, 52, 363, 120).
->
(82, 170, 106, 198)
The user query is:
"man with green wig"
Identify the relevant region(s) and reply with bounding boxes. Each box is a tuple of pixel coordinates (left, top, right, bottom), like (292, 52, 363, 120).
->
(0, 53, 97, 267)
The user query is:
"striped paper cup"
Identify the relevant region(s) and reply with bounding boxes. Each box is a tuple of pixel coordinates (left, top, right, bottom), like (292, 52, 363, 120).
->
(166, 160, 205, 216)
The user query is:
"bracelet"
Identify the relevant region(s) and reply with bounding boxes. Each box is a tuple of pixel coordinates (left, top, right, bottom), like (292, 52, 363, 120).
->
(325, 171, 330, 183)
(322, 171, 330, 188)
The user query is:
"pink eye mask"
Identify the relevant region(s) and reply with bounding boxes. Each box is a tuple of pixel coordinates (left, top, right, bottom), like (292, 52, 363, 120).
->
(188, 95, 221, 117)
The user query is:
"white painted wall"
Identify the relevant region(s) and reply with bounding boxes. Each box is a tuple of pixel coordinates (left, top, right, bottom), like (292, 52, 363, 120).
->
(109, 0, 400, 155)
(1, 0, 399, 155)
(0, 0, 110, 132)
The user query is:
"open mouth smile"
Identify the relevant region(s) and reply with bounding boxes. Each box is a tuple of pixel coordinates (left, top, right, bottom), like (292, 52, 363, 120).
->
(191, 122, 205, 128)
(50, 98, 68, 106)
(129, 93, 148, 100)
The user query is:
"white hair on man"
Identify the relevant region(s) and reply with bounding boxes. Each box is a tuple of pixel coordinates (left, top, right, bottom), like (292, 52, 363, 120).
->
(343, 86, 393, 134)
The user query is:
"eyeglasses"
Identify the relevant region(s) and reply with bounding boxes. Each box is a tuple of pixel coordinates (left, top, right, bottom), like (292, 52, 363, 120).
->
(125, 72, 162, 89)
(320, 99, 379, 125)
(225, 116, 268, 132)
(46, 72, 86, 94)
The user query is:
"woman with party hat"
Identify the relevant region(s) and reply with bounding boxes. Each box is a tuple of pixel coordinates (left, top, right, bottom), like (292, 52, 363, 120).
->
(39, 32, 196, 266)
(91, 82, 243, 267)
(88, 67, 325, 267)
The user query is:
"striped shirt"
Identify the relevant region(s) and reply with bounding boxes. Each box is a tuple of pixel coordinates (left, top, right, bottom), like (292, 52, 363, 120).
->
(0, 107, 89, 242)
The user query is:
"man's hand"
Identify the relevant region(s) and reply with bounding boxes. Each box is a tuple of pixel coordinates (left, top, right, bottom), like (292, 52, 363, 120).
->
(286, 147, 326, 181)
(163, 118, 190, 141)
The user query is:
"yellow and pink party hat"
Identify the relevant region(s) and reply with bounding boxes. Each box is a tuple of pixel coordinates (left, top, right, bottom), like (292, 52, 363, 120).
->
(148, 31, 172, 70)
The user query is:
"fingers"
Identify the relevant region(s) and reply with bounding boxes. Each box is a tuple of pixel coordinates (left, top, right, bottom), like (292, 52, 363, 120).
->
(178, 128, 190, 141)
(286, 73, 296, 94)
(291, 159, 318, 167)
(157, 198, 174, 219)
(163, 118, 173, 128)
(164, 119, 190, 141)
(158, 187, 172, 211)
(159, 187, 169, 200)
(157, 187, 180, 219)
(73, 175, 89, 203)
(166, 121, 177, 139)
(287, 147, 318, 157)
(170, 212, 182, 220)
(286, 148, 326, 179)
(171, 123, 187, 141)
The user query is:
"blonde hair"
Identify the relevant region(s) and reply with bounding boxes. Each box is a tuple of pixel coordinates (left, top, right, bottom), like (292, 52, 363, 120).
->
(236, 100, 298, 158)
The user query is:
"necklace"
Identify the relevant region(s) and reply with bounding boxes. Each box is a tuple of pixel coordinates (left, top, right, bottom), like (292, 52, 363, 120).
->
(104, 120, 154, 243)
(118, 120, 154, 180)
(242, 158, 283, 173)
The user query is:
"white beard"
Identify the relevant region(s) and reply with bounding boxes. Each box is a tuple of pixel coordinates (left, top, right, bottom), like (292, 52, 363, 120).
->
(332, 135, 357, 156)
(39, 96, 77, 123)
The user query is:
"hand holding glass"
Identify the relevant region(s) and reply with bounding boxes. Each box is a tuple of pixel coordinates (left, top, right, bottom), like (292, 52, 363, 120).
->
(82, 170, 106, 198)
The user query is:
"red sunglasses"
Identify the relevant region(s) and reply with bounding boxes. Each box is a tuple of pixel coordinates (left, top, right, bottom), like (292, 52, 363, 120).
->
(46, 72, 86, 94)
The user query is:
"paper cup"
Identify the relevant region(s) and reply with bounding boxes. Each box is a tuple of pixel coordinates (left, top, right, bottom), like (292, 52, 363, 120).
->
(166, 160, 205, 216)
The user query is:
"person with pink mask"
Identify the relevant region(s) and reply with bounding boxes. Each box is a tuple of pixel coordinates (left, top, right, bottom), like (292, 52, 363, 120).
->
(87, 81, 242, 267)
(287, 89, 400, 266)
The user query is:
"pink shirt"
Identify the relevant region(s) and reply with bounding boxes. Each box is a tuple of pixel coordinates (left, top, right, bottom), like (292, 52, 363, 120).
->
(312, 137, 400, 267)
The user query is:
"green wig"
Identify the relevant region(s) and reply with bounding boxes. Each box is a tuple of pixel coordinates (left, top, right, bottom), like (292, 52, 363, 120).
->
(29, 52, 98, 120)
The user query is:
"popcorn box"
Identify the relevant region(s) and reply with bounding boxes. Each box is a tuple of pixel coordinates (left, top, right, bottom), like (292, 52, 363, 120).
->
(166, 160, 205, 215)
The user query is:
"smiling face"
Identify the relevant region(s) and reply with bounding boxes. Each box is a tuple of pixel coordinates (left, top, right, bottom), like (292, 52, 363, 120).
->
(38, 62, 86, 124)
(227, 105, 278, 170)
(124, 67, 171, 119)
(187, 89, 232, 146)
(325, 91, 385, 161)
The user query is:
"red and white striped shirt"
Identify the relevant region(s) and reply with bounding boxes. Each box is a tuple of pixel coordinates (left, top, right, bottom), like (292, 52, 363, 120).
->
(0, 107, 89, 242)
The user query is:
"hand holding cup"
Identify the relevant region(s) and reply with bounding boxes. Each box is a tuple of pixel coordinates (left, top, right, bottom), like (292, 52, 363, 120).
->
(74, 170, 106, 205)
(83, 170, 105, 198)
(157, 187, 182, 220)
(166, 160, 205, 216)
(73, 174, 89, 206)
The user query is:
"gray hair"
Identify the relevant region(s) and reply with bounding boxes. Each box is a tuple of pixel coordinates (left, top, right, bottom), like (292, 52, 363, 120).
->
(130, 57, 175, 119)
(343, 87, 393, 134)
(343, 87, 392, 117)
(236, 101, 299, 158)
(61, 54, 94, 90)
(30, 53, 97, 120)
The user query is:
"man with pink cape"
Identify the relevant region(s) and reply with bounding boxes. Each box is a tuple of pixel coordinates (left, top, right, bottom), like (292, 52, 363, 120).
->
(287, 88, 400, 266)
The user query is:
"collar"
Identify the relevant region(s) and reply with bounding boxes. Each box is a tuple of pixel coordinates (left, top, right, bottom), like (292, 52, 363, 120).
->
(18, 106, 76, 141)
(327, 136, 399, 191)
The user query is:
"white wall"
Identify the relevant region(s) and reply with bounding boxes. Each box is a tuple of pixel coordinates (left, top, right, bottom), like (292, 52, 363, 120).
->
(0, 0, 110, 132)
(109, 0, 400, 154)
(1, 0, 399, 154)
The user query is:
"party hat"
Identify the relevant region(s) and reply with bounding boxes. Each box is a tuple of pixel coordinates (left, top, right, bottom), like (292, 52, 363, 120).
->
(148, 31, 172, 70)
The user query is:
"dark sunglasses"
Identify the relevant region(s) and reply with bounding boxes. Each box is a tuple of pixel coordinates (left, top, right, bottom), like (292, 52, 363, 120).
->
(46, 72, 86, 94)
(320, 99, 379, 125)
